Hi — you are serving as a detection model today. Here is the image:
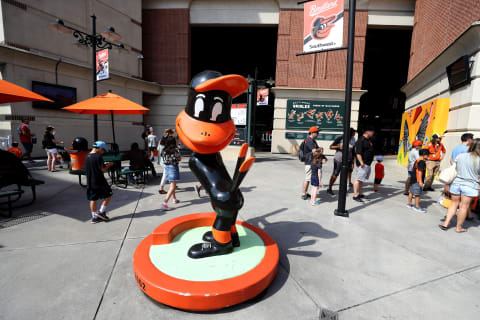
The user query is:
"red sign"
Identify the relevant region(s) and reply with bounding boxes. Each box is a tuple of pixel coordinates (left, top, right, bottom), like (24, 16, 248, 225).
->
(303, 0, 344, 53)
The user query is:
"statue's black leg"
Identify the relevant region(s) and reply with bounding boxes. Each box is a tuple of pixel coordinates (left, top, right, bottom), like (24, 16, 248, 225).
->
(188, 215, 234, 259)
(203, 210, 240, 247)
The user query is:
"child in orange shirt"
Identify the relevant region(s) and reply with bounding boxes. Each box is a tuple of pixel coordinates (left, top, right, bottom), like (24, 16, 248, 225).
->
(374, 155, 384, 192)
(7, 142, 22, 159)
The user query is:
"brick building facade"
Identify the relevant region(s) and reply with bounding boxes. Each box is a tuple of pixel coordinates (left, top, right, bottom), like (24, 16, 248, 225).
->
(408, 0, 480, 82)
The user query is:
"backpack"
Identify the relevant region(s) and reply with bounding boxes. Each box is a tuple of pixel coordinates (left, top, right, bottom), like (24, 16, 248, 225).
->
(298, 139, 307, 162)
(17, 124, 23, 135)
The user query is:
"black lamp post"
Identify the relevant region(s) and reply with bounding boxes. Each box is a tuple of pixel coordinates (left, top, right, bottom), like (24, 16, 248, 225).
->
(49, 16, 126, 141)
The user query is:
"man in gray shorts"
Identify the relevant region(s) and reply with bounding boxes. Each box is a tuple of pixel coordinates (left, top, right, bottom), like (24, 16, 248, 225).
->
(327, 128, 356, 195)
(353, 127, 375, 202)
(301, 126, 320, 200)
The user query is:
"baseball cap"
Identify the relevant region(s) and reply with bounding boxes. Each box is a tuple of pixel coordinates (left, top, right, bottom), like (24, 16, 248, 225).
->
(412, 140, 422, 146)
(309, 126, 320, 133)
(376, 155, 384, 161)
(46, 125, 55, 130)
(93, 141, 108, 151)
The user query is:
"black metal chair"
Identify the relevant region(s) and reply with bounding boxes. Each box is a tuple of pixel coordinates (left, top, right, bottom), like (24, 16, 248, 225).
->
(0, 150, 44, 217)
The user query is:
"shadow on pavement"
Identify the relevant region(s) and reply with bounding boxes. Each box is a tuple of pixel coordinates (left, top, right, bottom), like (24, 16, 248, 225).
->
(348, 186, 404, 214)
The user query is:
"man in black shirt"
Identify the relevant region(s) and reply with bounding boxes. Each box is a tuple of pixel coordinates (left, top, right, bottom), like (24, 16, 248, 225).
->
(85, 141, 114, 223)
(301, 126, 320, 200)
(353, 127, 375, 202)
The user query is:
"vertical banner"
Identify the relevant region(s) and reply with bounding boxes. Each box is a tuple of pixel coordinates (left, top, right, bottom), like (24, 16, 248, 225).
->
(303, 0, 344, 53)
(96, 49, 109, 81)
(397, 98, 450, 166)
(256, 89, 269, 106)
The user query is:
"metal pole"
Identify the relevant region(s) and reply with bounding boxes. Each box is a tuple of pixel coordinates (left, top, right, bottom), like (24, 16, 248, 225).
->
(251, 68, 258, 147)
(246, 76, 253, 145)
(334, 0, 356, 218)
(91, 15, 98, 142)
(110, 110, 116, 144)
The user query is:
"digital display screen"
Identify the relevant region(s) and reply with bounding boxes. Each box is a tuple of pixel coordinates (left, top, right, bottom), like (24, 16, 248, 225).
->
(32, 81, 77, 109)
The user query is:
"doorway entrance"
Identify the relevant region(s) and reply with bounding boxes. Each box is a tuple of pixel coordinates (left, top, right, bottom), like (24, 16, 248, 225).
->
(191, 26, 278, 151)
(359, 28, 412, 155)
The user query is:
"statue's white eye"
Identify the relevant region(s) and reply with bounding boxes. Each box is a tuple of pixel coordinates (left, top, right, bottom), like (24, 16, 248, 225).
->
(210, 99, 223, 121)
(194, 97, 204, 117)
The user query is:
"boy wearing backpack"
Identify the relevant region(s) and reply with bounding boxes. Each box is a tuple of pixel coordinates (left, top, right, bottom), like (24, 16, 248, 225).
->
(301, 126, 320, 200)
(407, 149, 430, 213)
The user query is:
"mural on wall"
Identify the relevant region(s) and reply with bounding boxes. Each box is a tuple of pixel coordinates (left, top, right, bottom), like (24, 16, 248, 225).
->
(397, 98, 450, 166)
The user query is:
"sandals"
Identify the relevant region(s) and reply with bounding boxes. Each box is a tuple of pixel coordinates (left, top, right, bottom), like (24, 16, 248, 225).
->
(438, 224, 448, 231)
(456, 228, 467, 233)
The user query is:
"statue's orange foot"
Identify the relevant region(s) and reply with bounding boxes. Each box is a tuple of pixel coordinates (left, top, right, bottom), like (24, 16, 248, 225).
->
(188, 241, 233, 259)
(202, 231, 240, 247)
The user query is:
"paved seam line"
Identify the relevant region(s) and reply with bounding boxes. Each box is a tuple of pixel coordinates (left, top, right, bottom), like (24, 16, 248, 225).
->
(238, 212, 323, 315)
(336, 263, 480, 313)
(0, 238, 123, 252)
(277, 259, 323, 314)
(92, 186, 145, 320)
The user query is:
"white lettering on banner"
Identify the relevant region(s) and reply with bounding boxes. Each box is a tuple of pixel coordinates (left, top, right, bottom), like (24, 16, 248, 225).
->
(309, 0, 338, 16)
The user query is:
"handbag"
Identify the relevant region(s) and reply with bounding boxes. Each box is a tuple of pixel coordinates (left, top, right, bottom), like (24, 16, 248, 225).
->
(438, 159, 457, 185)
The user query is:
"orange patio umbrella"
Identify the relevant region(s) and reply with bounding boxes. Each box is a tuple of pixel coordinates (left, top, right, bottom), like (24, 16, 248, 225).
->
(62, 92, 149, 144)
(0, 79, 53, 103)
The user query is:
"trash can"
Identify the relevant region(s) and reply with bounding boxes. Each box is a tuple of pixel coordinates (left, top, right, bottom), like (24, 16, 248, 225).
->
(69, 137, 90, 171)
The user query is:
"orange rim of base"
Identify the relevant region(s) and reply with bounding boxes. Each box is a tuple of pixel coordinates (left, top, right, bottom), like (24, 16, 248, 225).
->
(133, 212, 279, 311)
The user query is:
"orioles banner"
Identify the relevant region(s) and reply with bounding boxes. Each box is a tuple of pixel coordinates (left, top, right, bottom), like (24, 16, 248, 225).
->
(303, 0, 344, 53)
(96, 49, 109, 81)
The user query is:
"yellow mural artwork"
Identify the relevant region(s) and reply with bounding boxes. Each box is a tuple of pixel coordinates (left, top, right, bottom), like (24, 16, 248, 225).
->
(397, 98, 450, 166)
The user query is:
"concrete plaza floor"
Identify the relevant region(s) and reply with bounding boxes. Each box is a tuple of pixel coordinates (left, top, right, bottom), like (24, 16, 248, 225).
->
(1, 153, 479, 320)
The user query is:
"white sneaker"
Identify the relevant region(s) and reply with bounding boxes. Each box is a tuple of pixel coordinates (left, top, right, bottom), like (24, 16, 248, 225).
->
(413, 206, 426, 213)
(406, 204, 414, 209)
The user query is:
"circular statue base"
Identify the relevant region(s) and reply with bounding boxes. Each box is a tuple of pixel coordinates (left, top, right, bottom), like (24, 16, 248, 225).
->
(132, 212, 279, 311)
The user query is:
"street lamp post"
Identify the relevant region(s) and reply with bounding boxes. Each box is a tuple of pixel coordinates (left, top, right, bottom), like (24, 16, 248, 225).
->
(49, 15, 125, 141)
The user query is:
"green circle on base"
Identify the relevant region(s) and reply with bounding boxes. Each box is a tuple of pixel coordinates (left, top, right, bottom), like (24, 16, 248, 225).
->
(149, 225, 266, 282)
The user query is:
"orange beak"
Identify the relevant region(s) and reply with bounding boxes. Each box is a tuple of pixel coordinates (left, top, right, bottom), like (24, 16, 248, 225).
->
(176, 110, 236, 154)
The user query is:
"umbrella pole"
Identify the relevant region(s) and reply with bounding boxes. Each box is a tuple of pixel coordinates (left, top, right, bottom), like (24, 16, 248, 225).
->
(110, 111, 116, 145)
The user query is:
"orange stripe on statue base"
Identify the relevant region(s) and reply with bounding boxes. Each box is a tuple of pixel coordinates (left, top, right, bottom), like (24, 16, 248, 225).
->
(132, 212, 279, 311)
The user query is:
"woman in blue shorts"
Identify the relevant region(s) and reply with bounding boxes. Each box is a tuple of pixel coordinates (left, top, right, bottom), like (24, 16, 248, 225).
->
(160, 135, 181, 209)
(440, 138, 480, 232)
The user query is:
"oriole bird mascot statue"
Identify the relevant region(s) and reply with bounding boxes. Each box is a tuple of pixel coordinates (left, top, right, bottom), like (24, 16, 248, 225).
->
(176, 70, 254, 259)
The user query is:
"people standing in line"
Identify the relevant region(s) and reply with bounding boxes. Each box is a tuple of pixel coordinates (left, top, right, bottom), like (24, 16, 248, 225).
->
(439, 138, 480, 232)
(19, 119, 34, 162)
(451, 133, 473, 162)
(147, 129, 157, 161)
(301, 126, 320, 200)
(327, 128, 356, 195)
(373, 155, 384, 193)
(85, 141, 114, 224)
(42, 125, 63, 172)
(404, 140, 423, 195)
(7, 142, 22, 159)
(161, 135, 181, 209)
(449, 133, 474, 218)
(353, 127, 375, 202)
(423, 134, 446, 191)
(310, 148, 327, 206)
(158, 128, 174, 195)
(406, 149, 430, 212)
